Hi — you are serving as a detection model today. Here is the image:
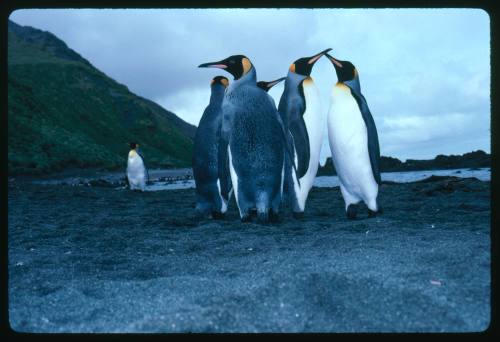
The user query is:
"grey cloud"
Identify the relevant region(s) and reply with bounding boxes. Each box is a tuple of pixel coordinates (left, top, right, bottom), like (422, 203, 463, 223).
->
(9, 8, 490, 160)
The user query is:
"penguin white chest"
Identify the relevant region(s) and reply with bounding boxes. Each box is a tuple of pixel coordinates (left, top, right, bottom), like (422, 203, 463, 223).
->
(327, 85, 377, 199)
(294, 79, 325, 210)
(127, 152, 146, 190)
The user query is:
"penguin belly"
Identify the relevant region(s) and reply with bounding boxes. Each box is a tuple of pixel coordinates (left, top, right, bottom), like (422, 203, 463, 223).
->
(294, 79, 325, 211)
(327, 85, 378, 209)
(127, 153, 146, 191)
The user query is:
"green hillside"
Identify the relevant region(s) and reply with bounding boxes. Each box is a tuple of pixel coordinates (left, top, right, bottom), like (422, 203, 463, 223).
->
(8, 20, 196, 175)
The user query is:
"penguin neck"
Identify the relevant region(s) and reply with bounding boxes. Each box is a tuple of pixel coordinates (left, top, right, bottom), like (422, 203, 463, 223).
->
(209, 85, 226, 105)
(343, 77, 361, 93)
(278, 71, 308, 125)
(286, 70, 307, 85)
(234, 66, 257, 85)
(282, 71, 307, 99)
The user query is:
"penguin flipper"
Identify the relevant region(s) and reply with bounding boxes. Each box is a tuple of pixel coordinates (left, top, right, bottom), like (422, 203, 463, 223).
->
(137, 149, 150, 183)
(348, 88, 382, 185)
(274, 110, 300, 187)
(217, 129, 232, 202)
(289, 117, 310, 179)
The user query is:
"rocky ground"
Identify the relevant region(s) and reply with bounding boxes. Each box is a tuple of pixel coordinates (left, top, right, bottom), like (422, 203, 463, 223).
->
(7, 175, 490, 332)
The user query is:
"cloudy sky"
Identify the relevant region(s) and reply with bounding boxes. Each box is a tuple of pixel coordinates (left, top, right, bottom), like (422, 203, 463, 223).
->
(10, 8, 490, 162)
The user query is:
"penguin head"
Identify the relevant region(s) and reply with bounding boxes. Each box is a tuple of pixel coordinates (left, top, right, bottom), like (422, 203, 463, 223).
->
(326, 54, 358, 83)
(211, 76, 229, 88)
(257, 77, 286, 92)
(129, 142, 138, 150)
(199, 55, 253, 80)
(289, 48, 332, 76)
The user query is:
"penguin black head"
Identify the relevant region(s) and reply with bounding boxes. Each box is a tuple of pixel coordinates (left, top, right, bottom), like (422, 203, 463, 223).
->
(199, 55, 253, 80)
(326, 54, 358, 83)
(257, 77, 286, 92)
(211, 76, 229, 88)
(129, 142, 138, 149)
(289, 48, 332, 76)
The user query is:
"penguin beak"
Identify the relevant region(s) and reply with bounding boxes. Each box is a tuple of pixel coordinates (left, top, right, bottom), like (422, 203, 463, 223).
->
(326, 53, 343, 68)
(307, 48, 332, 65)
(266, 77, 286, 89)
(198, 61, 228, 69)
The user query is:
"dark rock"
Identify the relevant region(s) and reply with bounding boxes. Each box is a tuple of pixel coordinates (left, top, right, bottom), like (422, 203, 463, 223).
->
(317, 150, 490, 175)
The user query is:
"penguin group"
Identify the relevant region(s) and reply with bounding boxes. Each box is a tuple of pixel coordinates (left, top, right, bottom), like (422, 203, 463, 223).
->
(191, 49, 382, 223)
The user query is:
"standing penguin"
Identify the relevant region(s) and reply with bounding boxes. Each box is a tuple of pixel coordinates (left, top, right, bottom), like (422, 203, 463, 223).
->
(325, 54, 381, 219)
(193, 76, 231, 218)
(199, 55, 286, 223)
(127, 142, 148, 191)
(278, 48, 331, 218)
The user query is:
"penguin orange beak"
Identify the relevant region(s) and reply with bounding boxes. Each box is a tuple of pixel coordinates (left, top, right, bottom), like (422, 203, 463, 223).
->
(326, 53, 343, 68)
(307, 48, 332, 65)
(198, 61, 228, 69)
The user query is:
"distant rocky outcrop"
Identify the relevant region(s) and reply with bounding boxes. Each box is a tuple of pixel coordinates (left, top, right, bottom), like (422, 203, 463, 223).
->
(317, 150, 490, 176)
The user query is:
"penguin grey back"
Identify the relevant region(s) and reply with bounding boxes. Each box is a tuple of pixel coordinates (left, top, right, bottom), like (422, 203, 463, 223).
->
(192, 76, 230, 216)
(278, 71, 309, 178)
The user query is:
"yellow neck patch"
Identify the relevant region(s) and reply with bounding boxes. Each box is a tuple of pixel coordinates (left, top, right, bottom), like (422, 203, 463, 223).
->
(129, 149, 137, 157)
(242, 57, 252, 76)
(303, 76, 313, 85)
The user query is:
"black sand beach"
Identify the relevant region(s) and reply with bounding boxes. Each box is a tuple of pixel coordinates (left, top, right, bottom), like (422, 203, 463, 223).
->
(7, 175, 490, 332)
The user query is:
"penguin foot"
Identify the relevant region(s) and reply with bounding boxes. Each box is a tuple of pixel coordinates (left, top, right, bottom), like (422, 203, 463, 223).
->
(346, 204, 358, 220)
(241, 213, 252, 223)
(269, 209, 281, 223)
(292, 211, 304, 220)
(211, 211, 225, 220)
(368, 206, 383, 218)
(256, 211, 270, 224)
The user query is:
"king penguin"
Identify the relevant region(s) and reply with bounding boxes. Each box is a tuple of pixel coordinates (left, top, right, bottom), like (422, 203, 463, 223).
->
(127, 142, 148, 191)
(325, 54, 381, 219)
(278, 48, 331, 218)
(199, 55, 286, 223)
(193, 76, 231, 218)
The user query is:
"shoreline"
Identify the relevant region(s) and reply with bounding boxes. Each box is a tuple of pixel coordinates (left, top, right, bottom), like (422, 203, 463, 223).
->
(9, 167, 490, 190)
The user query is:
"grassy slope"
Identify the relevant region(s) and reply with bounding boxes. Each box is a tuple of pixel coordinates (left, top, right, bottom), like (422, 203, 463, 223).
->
(8, 21, 195, 175)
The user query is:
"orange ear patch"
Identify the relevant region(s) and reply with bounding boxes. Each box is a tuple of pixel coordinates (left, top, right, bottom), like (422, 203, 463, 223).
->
(289, 63, 296, 73)
(221, 78, 229, 88)
(242, 57, 252, 75)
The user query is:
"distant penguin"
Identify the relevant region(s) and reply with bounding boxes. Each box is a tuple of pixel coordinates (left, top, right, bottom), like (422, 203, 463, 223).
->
(193, 76, 231, 218)
(127, 142, 148, 191)
(278, 48, 331, 218)
(325, 54, 381, 219)
(199, 55, 286, 223)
